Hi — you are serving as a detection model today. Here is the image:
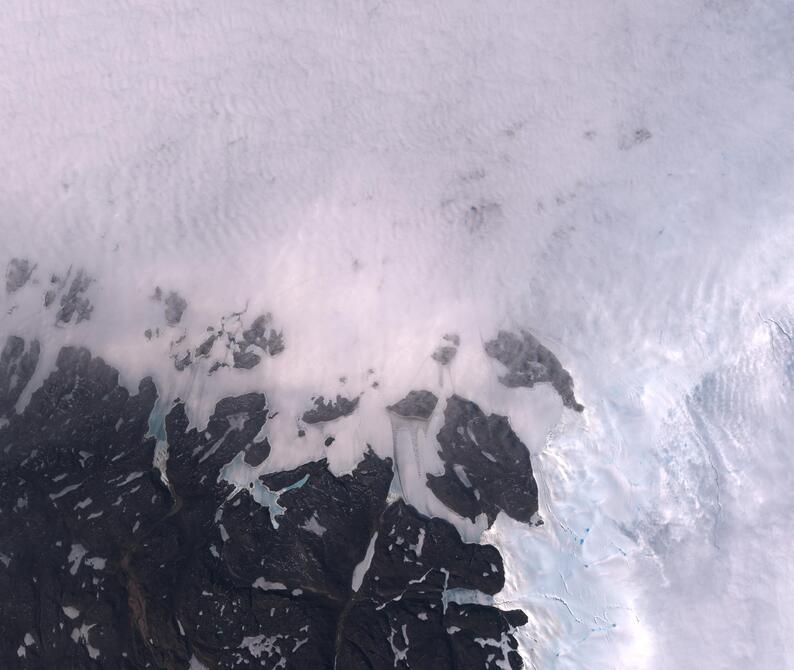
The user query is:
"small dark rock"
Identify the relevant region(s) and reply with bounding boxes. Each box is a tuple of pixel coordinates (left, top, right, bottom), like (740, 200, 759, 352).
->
(243, 439, 271, 467)
(241, 313, 285, 356)
(266, 329, 286, 356)
(43, 288, 57, 307)
(432, 345, 457, 365)
(195, 333, 217, 358)
(164, 291, 187, 326)
(233, 347, 261, 370)
(173, 351, 192, 371)
(242, 313, 271, 342)
(56, 269, 93, 324)
(302, 395, 360, 424)
(387, 390, 438, 420)
(5, 258, 34, 293)
(208, 361, 227, 375)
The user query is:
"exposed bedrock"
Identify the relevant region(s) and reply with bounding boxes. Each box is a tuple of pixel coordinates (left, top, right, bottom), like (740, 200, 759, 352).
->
(302, 394, 360, 424)
(55, 269, 94, 324)
(484, 329, 583, 412)
(0, 347, 165, 668)
(242, 313, 285, 357)
(0, 346, 528, 669)
(427, 394, 539, 527)
(163, 291, 188, 326)
(232, 348, 261, 369)
(387, 389, 439, 420)
(5, 258, 35, 293)
(337, 500, 527, 670)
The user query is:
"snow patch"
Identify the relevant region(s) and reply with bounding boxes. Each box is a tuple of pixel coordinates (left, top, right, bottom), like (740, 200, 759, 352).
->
(351, 532, 378, 592)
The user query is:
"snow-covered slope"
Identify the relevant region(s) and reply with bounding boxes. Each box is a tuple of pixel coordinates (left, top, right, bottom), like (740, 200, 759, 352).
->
(1, 1, 793, 667)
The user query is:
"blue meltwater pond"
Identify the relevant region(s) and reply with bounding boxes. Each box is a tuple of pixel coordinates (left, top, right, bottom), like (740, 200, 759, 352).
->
(219, 452, 309, 528)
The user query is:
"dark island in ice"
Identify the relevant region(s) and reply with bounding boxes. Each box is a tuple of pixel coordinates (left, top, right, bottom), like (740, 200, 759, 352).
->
(5, 258, 35, 294)
(302, 394, 360, 424)
(485, 330, 583, 412)
(427, 395, 539, 526)
(387, 390, 439, 420)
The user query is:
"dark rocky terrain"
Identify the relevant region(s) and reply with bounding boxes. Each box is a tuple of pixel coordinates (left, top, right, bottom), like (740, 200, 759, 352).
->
(302, 394, 360, 424)
(427, 395, 539, 526)
(387, 390, 439, 420)
(485, 330, 583, 412)
(0, 336, 531, 669)
(5, 258, 35, 294)
(159, 308, 285, 375)
(43, 268, 94, 325)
